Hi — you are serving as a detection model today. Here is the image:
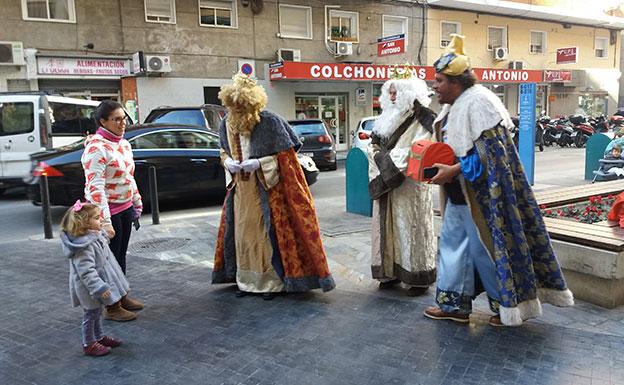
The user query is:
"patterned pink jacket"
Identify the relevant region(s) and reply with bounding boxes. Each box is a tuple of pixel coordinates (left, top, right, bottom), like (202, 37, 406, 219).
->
(81, 131, 142, 225)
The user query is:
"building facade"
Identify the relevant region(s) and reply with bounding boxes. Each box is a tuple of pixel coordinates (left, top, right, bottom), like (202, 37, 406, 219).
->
(1, 0, 623, 150)
(427, 0, 624, 117)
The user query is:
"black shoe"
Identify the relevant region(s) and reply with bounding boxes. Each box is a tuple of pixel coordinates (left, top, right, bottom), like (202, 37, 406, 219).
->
(235, 290, 247, 298)
(262, 293, 276, 301)
(378, 278, 401, 290)
(405, 286, 428, 297)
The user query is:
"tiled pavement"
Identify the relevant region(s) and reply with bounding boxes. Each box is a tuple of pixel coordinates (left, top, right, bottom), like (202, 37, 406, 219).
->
(3, 207, 624, 385)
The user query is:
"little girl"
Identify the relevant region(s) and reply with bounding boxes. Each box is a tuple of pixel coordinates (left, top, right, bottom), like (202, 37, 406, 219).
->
(60, 200, 130, 357)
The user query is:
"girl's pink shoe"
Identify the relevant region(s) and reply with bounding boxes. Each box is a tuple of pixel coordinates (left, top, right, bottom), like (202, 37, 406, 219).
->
(98, 336, 123, 348)
(83, 341, 110, 357)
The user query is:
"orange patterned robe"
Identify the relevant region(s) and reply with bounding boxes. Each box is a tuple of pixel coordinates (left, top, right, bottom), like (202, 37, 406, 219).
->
(212, 111, 335, 293)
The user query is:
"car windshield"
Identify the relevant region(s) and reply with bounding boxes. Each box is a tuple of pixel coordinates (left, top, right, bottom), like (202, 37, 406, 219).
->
(361, 119, 376, 132)
(290, 122, 326, 136)
(146, 110, 207, 127)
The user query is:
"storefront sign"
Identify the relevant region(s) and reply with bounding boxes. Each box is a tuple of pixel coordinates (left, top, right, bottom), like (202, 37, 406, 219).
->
(556, 47, 578, 64)
(544, 70, 572, 82)
(356, 87, 367, 105)
(270, 62, 543, 84)
(37, 56, 131, 76)
(269, 62, 434, 81)
(473, 68, 543, 83)
(377, 34, 405, 57)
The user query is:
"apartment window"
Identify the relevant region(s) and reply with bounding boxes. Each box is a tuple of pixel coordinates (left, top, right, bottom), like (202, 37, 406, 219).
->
(487, 26, 507, 50)
(145, 0, 176, 23)
(595, 37, 608, 58)
(329, 10, 359, 43)
(383, 15, 408, 45)
(440, 21, 460, 47)
(279, 4, 312, 39)
(530, 31, 546, 54)
(22, 0, 75, 22)
(199, 0, 237, 28)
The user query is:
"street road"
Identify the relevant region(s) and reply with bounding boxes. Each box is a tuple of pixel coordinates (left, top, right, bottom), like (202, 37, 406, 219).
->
(0, 146, 587, 244)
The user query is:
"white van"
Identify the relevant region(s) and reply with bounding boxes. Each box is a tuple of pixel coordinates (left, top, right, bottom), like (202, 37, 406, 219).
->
(0, 93, 129, 194)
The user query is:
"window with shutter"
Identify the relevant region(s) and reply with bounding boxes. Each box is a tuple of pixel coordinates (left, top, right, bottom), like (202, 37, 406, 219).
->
(530, 31, 545, 54)
(145, 0, 176, 23)
(199, 0, 237, 28)
(440, 21, 460, 47)
(383, 16, 408, 45)
(279, 4, 312, 39)
(595, 37, 608, 58)
(488, 26, 507, 50)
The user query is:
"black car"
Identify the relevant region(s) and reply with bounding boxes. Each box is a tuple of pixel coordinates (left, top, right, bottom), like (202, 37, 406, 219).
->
(143, 104, 226, 132)
(288, 119, 337, 171)
(26, 124, 318, 206)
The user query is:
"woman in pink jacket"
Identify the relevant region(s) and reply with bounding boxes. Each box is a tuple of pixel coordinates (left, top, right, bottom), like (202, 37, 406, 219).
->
(81, 100, 144, 322)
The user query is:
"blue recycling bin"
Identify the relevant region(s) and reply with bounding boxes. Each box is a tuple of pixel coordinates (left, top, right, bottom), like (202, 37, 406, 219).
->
(584, 133, 612, 180)
(345, 147, 373, 217)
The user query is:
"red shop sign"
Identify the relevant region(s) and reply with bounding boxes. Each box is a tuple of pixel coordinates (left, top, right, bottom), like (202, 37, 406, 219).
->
(269, 62, 435, 81)
(556, 47, 578, 64)
(544, 70, 572, 82)
(377, 34, 406, 57)
(472, 68, 543, 83)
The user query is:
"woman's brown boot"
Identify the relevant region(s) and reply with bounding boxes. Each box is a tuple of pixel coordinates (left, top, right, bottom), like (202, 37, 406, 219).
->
(105, 301, 137, 322)
(121, 295, 144, 311)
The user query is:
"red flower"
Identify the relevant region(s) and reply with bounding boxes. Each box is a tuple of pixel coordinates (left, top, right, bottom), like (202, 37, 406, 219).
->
(539, 204, 546, 209)
(545, 210, 552, 215)
(597, 209, 603, 215)
(557, 209, 563, 215)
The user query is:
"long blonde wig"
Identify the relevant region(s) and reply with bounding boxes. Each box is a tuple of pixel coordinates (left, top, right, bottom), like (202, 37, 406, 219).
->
(218, 73, 268, 136)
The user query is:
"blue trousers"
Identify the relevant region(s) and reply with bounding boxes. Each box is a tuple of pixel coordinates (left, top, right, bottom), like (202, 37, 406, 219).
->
(435, 201, 500, 315)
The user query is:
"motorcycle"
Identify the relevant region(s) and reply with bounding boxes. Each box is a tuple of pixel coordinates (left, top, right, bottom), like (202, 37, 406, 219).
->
(556, 118, 575, 147)
(510, 116, 544, 152)
(569, 114, 594, 148)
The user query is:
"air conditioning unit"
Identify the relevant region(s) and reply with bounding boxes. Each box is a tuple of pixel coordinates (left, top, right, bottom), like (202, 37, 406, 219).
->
(493, 47, 508, 61)
(336, 42, 353, 56)
(508, 60, 524, 70)
(0, 41, 24, 66)
(145, 55, 171, 73)
(277, 48, 301, 62)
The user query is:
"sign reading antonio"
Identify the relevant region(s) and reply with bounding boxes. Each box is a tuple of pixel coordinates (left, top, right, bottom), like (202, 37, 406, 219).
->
(556, 47, 578, 64)
(377, 34, 405, 57)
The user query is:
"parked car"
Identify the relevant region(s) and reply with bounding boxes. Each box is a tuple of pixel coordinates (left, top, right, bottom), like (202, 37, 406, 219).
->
(0, 93, 132, 195)
(288, 119, 337, 171)
(143, 104, 226, 132)
(26, 124, 318, 206)
(351, 116, 377, 152)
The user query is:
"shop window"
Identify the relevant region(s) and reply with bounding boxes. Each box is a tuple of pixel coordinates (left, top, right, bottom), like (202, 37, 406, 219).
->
(595, 37, 608, 58)
(199, 0, 237, 28)
(329, 10, 359, 43)
(383, 15, 408, 45)
(145, 0, 176, 24)
(484, 84, 505, 104)
(440, 21, 460, 47)
(22, 0, 75, 22)
(295, 96, 319, 120)
(487, 26, 507, 50)
(279, 4, 312, 39)
(530, 31, 546, 54)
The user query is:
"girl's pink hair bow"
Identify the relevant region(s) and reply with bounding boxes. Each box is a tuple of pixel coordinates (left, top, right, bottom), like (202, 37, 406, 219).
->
(72, 200, 84, 212)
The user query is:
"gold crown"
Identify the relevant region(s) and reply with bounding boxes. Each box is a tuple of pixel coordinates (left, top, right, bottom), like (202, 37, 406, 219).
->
(390, 63, 414, 80)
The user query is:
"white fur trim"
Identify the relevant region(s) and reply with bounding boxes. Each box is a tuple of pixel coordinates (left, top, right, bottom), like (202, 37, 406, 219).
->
(499, 298, 543, 326)
(538, 288, 574, 307)
(445, 84, 515, 157)
(374, 78, 432, 139)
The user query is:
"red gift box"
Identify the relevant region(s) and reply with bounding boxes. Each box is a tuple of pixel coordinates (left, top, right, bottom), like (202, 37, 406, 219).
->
(406, 140, 456, 181)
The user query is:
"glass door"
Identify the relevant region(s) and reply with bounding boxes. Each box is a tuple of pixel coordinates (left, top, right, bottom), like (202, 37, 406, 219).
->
(319, 96, 347, 151)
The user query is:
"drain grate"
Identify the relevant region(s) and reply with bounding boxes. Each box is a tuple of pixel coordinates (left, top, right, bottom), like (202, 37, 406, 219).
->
(128, 237, 191, 254)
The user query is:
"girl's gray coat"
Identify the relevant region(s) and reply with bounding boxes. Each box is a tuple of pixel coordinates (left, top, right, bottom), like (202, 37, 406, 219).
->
(61, 230, 130, 310)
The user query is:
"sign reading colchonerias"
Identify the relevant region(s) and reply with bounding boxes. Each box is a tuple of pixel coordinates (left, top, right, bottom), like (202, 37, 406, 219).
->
(269, 62, 543, 83)
(37, 56, 132, 76)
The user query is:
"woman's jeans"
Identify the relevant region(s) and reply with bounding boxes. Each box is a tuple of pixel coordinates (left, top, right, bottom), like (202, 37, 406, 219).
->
(110, 207, 134, 274)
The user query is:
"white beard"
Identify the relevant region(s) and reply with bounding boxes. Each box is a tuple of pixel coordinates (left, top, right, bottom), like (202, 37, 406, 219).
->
(373, 102, 412, 139)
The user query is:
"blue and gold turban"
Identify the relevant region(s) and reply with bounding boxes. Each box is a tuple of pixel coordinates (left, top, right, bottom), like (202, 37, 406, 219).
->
(433, 34, 471, 76)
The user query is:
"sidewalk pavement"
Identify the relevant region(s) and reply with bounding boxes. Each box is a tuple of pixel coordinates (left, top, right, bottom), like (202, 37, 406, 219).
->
(2, 199, 624, 385)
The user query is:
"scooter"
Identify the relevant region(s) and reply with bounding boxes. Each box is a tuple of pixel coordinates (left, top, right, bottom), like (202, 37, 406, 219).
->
(510, 116, 544, 152)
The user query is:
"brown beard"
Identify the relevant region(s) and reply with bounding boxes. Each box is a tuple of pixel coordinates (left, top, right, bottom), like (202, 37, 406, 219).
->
(227, 110, 261, 136)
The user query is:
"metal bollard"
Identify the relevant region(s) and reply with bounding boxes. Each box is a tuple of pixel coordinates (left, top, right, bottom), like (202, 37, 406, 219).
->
(39, 175, 53, 239)
(148, 165, 160, 225)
